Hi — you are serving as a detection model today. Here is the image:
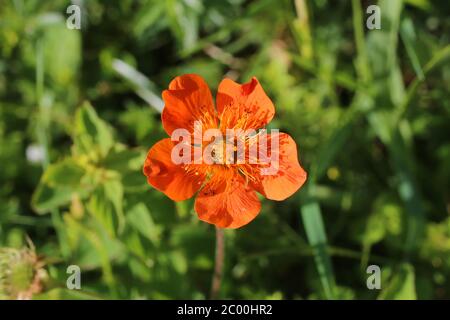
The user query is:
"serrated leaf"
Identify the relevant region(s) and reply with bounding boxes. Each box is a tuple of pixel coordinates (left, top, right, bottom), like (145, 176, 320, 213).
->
(74, 102, 113, 159)
(126, 203, 160, 245)
(32, 183, 73, 214)
(101, 148, 144, 172)
(44, 159, 85, 187)
(104, 179, 125, 234)
(88, 179, 125, 236)
(31, 159, 86, 214)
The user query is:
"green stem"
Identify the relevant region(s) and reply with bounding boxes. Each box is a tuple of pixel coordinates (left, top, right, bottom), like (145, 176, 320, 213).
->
(210, 227, 225, 299)
(351, 0, 371, 84)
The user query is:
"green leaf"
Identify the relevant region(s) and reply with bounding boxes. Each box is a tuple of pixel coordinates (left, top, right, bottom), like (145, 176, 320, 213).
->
(379, 264, 417, 300)
(101, 147, 144, 173)
(88, 179, 125, 236)
(400, 18, 424, 80)
(164, 0, 200, 51)
(42, 23, 81, 86)
(64, 214, 124, 284)
(104, 179, 126, 234)
(363, 198, 403, 247)
(122, 171, 148, 192)
(170, 250, 188, 274)
(358, 196, 404, 268)
(43, 159, 85, 187)
(31, 159, 86, 214)
(126, 203, 160, 245)
(364, 214, 387, 246)
(74, 102, 114, 159)
(88, 189, 115, 236)
(32, 183, 73, 214)
(101, 147, 147, 192)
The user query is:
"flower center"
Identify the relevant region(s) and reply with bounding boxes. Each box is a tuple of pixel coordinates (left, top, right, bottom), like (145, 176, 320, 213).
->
(209, 139, 237, 165)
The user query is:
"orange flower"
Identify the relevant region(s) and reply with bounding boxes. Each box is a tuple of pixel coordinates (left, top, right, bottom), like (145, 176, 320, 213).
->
(143, 74, 307, 229)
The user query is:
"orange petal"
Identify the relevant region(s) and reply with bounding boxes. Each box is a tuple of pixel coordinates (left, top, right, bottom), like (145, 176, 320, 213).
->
(251, 132, 307, 201)
(162, 74, 218, 136)
(194, 172, 261, 229)
(143, 138, 205, 201)
(216, 77, 275, 131)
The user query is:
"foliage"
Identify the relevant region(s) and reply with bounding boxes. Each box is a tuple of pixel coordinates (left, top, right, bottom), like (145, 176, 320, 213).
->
(0, 0, 449, 299)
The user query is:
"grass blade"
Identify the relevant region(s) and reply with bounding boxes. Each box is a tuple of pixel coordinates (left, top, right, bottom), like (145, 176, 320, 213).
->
(396, 44, 450, 119)
(400, 18, 424, 80)
(301, 187, 336, 299)
(112, 59, 164, 112)
(351, 0, 372, 84)
(390, 130, 425, 255)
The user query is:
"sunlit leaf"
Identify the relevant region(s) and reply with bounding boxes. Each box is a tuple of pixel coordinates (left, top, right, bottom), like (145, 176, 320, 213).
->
(43, 159, 85, 187)
(127, 203, 160, 245)
(74, 102, 114, 159)
(379, 264, 417, 300)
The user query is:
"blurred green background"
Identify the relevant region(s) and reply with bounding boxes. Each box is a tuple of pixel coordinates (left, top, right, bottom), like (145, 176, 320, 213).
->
(0, 0, 449, 300)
